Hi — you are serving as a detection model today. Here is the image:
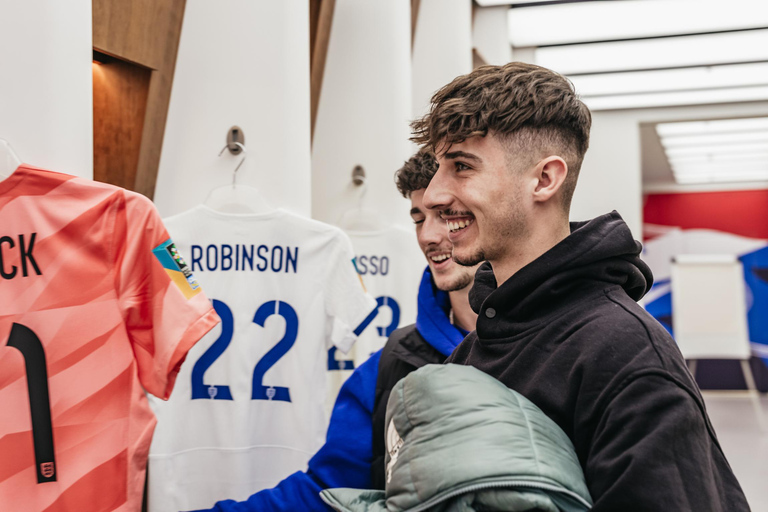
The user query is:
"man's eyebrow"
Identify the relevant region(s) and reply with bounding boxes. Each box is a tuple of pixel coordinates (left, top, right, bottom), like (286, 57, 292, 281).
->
(410, 207, 423, 216)
(443, 151, 481, 162)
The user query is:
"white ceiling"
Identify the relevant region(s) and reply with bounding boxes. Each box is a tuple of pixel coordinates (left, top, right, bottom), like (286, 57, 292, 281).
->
(490, 0, 768, 187)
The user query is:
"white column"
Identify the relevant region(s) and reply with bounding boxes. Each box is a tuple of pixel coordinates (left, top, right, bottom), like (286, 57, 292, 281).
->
(573, 111, 642, 236)
(473, 5, 512, 66)
(0, 0, 93, 178)
(154, 0, 312, 217)
(412, 0, 473, 118)
(311, 0, 414, 228)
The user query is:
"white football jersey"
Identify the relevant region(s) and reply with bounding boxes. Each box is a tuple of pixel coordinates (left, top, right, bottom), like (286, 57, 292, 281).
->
(326, 226, 425, 404)
(147, 205, 377, 512)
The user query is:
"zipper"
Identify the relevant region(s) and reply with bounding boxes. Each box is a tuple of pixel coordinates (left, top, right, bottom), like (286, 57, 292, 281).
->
(406, 479, 592, 512)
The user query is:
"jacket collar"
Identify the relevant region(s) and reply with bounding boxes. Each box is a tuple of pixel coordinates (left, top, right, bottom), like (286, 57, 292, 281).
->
(415, 267, 467, 357)
(470, 211, 653, 339)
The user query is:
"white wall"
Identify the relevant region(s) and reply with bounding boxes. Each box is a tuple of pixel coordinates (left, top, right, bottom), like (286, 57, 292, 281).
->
(574, 111, 643, 235)
(412, 0, 473, 118)
(473, 5, 512, 66)
(154, 0, 312, 218)
(0, 0, 93, 178)
(575, 101, 768, 238)
(311, 0, 414, 228)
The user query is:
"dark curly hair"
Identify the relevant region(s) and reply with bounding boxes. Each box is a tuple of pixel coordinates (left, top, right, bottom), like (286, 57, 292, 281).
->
(410, 62, 591, 211)
(394, 149, 438, 198)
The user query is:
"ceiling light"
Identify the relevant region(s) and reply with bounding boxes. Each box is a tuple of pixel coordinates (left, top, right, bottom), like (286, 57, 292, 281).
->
(669, 151, 768, 165)
(656, 117, 768, 137)
(581, 85, 768, 111)
(571, 63, 768, 98)
(664, 142, 768, 157)
(478, 0, 559, 5)
(536, 30, 768, 75)
(672, 162, 768, 174)
(661, 130, 768, 148)
(509, 0, 768, 47)
(675, 172, 768, 184)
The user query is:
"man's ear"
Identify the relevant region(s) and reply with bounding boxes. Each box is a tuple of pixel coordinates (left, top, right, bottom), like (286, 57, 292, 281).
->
(532, 156, 568, 203)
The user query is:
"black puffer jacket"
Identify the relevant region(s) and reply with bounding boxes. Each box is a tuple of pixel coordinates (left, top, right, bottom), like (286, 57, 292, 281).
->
(447, 211, 749, 511)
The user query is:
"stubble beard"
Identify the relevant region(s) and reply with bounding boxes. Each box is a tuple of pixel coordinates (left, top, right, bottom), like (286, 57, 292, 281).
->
(436, 269, 474, 292)
(453, 200, 529, 269)
(453, 248, 486, 268)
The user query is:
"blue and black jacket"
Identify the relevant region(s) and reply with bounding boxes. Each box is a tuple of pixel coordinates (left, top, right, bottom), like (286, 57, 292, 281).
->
(197, 267, 466, 511)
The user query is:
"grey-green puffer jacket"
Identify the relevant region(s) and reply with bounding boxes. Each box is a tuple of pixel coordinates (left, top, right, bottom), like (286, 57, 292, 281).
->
(321, 364, 592, 512)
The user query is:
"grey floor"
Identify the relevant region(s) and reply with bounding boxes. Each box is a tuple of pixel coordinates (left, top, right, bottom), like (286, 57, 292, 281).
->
(703, 392, 768, 511)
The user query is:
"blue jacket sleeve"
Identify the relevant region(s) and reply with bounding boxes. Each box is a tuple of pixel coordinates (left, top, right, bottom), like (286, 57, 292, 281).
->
(190, 350, 382, 512)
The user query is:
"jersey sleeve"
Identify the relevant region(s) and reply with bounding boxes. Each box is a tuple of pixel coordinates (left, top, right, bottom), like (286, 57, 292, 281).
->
(190, 350, 381, 512)
(324, 232, 378, 353)
(112, 191, 219, 399)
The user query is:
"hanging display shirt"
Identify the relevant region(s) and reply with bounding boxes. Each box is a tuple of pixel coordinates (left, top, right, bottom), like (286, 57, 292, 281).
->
(147, 205, 377, 512)
(347, 226, 423, 363)
(327, 226, 424, 370)
(0, 165, 219, 512)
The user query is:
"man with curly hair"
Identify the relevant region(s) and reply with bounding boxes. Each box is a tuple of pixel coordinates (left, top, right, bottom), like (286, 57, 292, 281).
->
(414, 62, 749, 511)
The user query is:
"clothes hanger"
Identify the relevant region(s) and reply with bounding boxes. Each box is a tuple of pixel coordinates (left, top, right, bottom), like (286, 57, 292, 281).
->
(203, 141, 275, 214)
(336, 165, 388, 232)
(0, 138, 22, 181)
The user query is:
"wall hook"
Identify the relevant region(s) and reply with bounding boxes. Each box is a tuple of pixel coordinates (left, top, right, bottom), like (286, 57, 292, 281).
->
(352, 165, 366, 186)
(225, 126, 245, 155)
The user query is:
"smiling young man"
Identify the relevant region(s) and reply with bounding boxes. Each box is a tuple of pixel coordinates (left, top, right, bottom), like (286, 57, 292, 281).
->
(414, 62, 749, 511)
(193, 150, 478, 512)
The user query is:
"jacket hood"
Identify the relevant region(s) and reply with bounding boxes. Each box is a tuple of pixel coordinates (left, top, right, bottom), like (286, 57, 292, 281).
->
(414, 267, 467, 357)
(321, 364, 593, 512)
(469, 211, 652, 337)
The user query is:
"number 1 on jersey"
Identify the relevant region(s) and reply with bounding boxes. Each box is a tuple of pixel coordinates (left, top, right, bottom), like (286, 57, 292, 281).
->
(5, 323, 57, 483)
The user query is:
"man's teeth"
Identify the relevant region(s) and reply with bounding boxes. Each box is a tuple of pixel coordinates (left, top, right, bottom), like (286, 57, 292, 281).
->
(448, 219, 472, 232)
(431, 254, 450, 262)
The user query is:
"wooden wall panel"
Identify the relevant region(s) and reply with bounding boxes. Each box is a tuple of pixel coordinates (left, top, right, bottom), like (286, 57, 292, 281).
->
(92, 0, 186, 199)
(411, 0, 421, 49)
(310, 0, 336, 143)
(92, 59, 151, 190)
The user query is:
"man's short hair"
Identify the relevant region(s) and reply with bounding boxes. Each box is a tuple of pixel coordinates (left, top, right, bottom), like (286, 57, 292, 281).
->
(394, 149, 438, 198)
(410, 62, 591, 211)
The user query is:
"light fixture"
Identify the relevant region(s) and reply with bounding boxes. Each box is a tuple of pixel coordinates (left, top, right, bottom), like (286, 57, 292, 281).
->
(535, 30, 768, 76)
(508, 0, 768, 47)
(664, 145, 768, 161)
(675, 173, 768, 184)
(661, 130, 768, 148)
(672, 162, 768, 174)
(656, 117, 768, 137)
(657, 118, 768, 184)
(581, 85, 768, 111)
(571, 63, 768, 98)
(477, 0, 560, 5)
(669, 152, 768, 165)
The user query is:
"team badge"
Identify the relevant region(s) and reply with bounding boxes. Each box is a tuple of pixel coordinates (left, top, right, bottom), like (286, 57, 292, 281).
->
(40, 461, 55, 479)
(153, 239, 202, 299)
(351, 257, 367, 292)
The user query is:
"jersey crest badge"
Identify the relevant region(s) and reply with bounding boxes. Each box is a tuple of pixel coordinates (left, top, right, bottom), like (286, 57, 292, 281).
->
(153, 239, 202, 299)
(351, 257, 367, 292)
(40, 461, 55, 479)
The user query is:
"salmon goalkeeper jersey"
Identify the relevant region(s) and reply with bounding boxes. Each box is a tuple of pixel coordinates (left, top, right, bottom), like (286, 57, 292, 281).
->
(0, 165, 219, 512)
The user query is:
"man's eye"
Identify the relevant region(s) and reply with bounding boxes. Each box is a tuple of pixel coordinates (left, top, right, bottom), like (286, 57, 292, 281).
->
(413, 219, 424, 225)
(455, 162, 470, 171)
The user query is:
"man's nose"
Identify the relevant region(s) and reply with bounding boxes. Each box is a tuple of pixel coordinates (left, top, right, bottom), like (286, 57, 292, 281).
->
(423, 167, 452, 212)
(420, 213, 448, 246)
